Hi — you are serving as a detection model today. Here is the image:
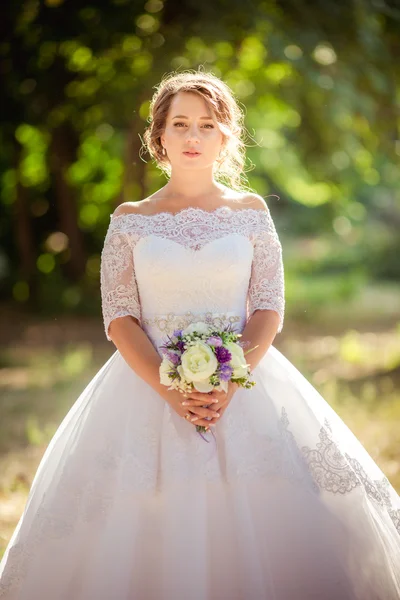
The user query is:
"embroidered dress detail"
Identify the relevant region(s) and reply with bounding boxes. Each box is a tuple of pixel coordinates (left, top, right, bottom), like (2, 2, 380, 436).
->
(141, 311, 243, 335)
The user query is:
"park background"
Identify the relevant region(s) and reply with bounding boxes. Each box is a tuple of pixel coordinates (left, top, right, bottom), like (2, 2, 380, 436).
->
(0, 0, 399, 556)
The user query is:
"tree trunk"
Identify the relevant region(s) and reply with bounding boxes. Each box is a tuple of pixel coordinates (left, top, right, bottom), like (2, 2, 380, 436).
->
(50, 123, 86, 281)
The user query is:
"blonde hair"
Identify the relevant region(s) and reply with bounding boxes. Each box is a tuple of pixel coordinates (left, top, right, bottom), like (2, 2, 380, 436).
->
(141, 69, 252, 191)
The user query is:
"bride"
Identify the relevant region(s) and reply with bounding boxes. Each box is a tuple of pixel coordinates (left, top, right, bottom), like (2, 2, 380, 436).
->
(1, 70, 399, 600)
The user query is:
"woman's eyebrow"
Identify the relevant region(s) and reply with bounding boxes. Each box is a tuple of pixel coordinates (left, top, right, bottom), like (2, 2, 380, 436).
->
(171, 115, 213, 119)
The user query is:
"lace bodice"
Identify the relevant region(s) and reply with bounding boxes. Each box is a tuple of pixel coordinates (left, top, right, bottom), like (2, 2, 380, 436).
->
(100, 205, 285, 354)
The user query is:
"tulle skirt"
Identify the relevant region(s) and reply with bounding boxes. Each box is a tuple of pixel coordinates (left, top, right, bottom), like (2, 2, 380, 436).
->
(0, 345, 399, 599)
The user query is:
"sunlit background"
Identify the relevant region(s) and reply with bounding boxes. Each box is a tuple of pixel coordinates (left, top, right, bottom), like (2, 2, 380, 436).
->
(1, 0, 400, 556)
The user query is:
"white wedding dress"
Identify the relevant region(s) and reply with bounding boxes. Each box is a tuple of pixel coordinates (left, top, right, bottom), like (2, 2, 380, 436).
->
(1, 205, 399, 600)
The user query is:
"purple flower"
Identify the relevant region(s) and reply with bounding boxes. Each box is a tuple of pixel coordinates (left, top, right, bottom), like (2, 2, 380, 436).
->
(215, 346, 232, 363)
(176, 340, 185, 353)
(173, 329, 183, 338)
(219, 364, 233, 381)
(207, 336, 223, 347)
(162, 350, 180, 365)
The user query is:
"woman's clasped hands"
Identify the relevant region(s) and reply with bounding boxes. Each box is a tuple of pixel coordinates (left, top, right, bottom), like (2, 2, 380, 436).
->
(180, 382, 239, 430)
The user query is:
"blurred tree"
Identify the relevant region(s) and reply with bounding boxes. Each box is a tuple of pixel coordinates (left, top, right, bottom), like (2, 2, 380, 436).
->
(0, 0, 399, 313)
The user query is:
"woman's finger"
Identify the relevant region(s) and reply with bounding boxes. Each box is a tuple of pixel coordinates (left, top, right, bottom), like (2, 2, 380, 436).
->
(182, 393, 230, 410)
(185, 406, 220, 422)
(189, 406, 220, 419)
(194, 401, 231, 427)
(181, 398, 213, 407)
(187, 391, 222, 402)
(192, 414, 220, 427)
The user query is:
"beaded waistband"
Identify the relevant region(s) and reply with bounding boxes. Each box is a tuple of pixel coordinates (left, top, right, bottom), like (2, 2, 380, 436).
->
(142, 310, 246, 340)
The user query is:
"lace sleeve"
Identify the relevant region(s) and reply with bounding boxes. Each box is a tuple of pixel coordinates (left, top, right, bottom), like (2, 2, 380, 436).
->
(100, 218, 141, 341)
(247, 209, 285, 332)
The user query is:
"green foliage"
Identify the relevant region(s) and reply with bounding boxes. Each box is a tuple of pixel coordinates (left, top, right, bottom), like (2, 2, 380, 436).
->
(0, 0, 399, 310)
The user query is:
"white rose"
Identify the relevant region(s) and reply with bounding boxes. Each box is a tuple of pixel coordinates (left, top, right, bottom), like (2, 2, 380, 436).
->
(225, 342, 249, 379)
(159, 359, 175, 386)
(193, 378, 228, 393)
(176, 364, 187, 382)
(182, 321, 211, 336)
(181, 341, 218, 383)
(193, 379, 214, 393)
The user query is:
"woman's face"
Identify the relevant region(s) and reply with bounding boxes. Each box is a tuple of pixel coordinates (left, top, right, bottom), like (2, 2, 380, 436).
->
(161, 91, 224, 171)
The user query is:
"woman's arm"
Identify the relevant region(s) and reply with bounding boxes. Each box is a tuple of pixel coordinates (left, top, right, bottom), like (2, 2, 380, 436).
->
(240, 309, 281, 372)
(108, 315, 171, 400)
(100, 216, 170, 400)
(243, 194, 285, 369)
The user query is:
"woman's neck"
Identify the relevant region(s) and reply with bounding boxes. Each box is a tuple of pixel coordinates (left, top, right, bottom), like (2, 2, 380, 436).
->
(161, 169, 224, 202)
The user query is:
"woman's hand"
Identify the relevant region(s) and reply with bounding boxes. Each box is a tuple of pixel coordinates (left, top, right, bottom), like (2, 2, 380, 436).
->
(161, 389, 221, 425)
(181, 382, 239, 429)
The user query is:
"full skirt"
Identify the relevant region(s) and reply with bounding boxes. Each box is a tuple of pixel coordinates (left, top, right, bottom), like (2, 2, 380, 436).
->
(1, 345, 400, 600)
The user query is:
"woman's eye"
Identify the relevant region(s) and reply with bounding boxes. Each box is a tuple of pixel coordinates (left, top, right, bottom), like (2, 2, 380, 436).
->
(173, 122, 214, 129)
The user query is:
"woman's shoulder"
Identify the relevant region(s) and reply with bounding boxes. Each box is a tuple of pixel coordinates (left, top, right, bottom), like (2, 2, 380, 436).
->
(212, 186, 270, 213)
(237, 192, 270, 213)
(111, 199, 154, 218)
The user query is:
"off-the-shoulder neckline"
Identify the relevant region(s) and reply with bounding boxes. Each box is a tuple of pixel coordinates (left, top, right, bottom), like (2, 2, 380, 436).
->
(110, 205, 269, 221)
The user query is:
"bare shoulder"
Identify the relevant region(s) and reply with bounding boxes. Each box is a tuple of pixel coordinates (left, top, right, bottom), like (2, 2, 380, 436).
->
(112, 199, 153, 218)
(238, 192, 270, 213)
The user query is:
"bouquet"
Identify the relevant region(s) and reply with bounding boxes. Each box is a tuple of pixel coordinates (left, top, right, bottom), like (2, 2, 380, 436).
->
(159, 321, 256, 434)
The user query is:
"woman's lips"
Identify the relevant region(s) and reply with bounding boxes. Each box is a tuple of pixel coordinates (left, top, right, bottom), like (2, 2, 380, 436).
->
(183, 151, 201, 157)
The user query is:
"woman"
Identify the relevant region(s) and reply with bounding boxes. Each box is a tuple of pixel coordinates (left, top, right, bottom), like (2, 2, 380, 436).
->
(1, 70, 399, 600)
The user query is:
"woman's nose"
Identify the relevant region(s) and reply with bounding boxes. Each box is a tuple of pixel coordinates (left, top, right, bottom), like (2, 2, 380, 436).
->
(185, 126, 201, 142)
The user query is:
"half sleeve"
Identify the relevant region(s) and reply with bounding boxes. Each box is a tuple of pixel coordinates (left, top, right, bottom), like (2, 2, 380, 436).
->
(247, 209, 285, 332)
(100, 219, 141, 341)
